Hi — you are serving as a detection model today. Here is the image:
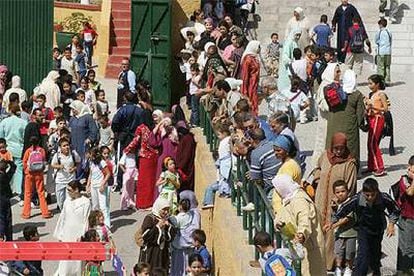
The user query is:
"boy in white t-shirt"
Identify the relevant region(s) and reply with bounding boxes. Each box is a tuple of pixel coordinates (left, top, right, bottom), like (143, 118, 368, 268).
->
(189, 63, 202, 126)
(50, 138, 81, 210)
(119, 149, 137, 210)
(282, 76, 310, 124)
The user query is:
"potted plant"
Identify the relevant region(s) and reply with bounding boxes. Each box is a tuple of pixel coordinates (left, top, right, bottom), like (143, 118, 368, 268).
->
(55, 12, 94, 51)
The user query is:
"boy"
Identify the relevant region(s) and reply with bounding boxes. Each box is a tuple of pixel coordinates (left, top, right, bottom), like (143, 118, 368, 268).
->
(11, 226, 43, 275)
(282, 76, 309, 124)
(311, 14, 333, 48)
(325, 180, 357, 276)
(35, 94, 54, 152)
(375, 18, 392, 86)
(289, 48, 307, 85)
(76, 90, 86, 103)
(0, 159, 17, 241)
(52, 47, 61, 70)
(331, 178, 400, 275)
(189, 63, 201, 126)
(60, 47, 79, 83)
(202, 122, 231, 208)
(265, 33, 281, 77)
(48, 106, 65, 135)
(98, 115, 114, 150)
(75, 44, 88, 79)
(395, 155, 414, 274)
(0, 138, 12, 161)
(192, 229, 211, 274)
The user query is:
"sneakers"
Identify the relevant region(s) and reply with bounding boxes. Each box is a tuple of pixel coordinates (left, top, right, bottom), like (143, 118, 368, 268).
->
(335, 267, 342, 276)
(343, 267, 352, 276)
(202, 204, 214, 210)
(241, 202, 255, 212)
(390, 17, 397, 23)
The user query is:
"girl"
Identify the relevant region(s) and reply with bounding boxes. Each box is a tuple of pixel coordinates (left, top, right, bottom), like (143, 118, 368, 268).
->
(170, 199, 198, 276)
(87, 69, 102, 92)
(76, 77, 96, 113)
(86, 147, 111, 227)
(95, 90, 109, 119)
(133, 262, 151, 276)
(81, 229, 104, 275)
(88, 210, 116, 249)
(61, 80, 76, 121)
(156, 157, 180, 214)
(119, 148, 137, 210)
(365, 74, 388, 176)
(51, 138, 81, 211)
(187, 254, 207, 276)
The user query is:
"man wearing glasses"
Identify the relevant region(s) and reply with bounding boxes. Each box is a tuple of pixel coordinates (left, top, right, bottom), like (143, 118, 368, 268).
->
(117, 57, 136, 109)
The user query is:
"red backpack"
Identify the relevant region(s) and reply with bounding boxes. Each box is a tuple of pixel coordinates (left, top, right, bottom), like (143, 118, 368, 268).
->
(323, 82, 347, 111)
(27, 146, 45, 172)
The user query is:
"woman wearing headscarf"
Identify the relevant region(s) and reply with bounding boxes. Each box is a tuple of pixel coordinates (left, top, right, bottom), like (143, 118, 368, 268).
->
(124, 110, 162, 209)
(176, 121, 196, 192)
(241, 40, 260, 115)
(326, 69, 365, 163)
(34, 71, 61, 109)
(0, 65, 9, 95)
(284, 7, 311, 52)
(202, 42, 228, 88)
(311, 62, 341, 167)
(197, 17, 216, 51)
(3, 76, 27, 111)
(138, 197, 175, 273)
(273, 174, 326, 275)
(310, 132, 357, 270)
(68, 100, 98, 161)
(278, 28, 301, 92)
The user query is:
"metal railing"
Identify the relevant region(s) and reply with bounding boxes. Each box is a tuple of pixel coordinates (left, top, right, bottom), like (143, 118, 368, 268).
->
(199, 104, 301, 275)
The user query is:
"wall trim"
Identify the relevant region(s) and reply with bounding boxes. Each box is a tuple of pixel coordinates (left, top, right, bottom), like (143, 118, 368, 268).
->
(54, 1, 101, 11)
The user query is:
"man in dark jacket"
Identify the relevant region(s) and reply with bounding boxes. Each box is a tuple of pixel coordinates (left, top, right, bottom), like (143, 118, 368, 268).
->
(0, 160, 16, 241)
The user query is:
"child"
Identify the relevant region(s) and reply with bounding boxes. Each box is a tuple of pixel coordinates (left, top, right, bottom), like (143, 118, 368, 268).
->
(253, 231, 297, 275)
(35, 94, 55, 150)
(88, 210, 116, 248)
(51, 138, 81, 211)
(395, 155, 414, 274)
(81, 22, 98, 66)
(76, 89, 86, 103)
(20, 100, 32, 122)
(48, 106, 65, 134)
(202, 123, 231, 208)
(0, 138, 13, 161)
(96, 90, 109, 119)
(0, 159, 16, 241)
(98, 115, 114, 150)
(170, 199, 196, 276)
(75, 44, 88, 79)
(325, 180, 357, 276)
(265, 33, 281, 77)
(156, 156, 180, 214)
(87, 147, 111, 227)
(189, 63, 201, 127)
(282, 76, 310, 124)
(187, 253, 208, 276)
(48, 117, 67, 154)
(60, 47, 78, 83)
(87, 69, 102, 92)
(76, 77, 96, 113)
(133, 262, 151, 276)
(100, 146, 115, 188)
(52, 47, 61, 70)
(119, 148, 137, 210)
(311, 14, 333, 48)
(11, 226, 43, 275)
(191, 229, 211, 274)
(331, 178, 400, 275)
(21, 136, 53, 219)
(81, 229, 104, 275)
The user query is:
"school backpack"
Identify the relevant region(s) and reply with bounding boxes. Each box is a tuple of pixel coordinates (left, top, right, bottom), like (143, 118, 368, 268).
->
(350, 27, 365, 53)
(263, 250, 296, 276)
(323, 82, 347, 111)
(28, 147, 45, 172)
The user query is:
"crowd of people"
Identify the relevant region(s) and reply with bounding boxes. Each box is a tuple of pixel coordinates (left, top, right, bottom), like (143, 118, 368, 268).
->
(0, 0, 410, 275)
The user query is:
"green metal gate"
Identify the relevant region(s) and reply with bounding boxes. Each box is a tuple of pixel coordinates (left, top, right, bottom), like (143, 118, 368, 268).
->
(0, 0, 53, 94)
(131, 0, 174, 110)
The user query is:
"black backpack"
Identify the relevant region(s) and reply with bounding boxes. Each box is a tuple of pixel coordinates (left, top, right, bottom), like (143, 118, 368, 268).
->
(350, 28, 365, 53)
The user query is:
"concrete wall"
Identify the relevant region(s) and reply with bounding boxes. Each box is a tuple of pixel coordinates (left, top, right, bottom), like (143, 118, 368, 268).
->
(54, 0, 111, 77)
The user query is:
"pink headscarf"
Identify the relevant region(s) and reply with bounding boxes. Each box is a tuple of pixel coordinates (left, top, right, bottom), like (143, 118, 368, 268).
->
(272, 174, 300, 202)
(0, 65, 8, 73)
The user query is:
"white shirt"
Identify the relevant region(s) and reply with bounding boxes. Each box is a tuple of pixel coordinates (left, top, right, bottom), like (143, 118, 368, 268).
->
(218, 136, 231, 159)
(119, 152, 136, 169)
(291, 59, 308, 81)
(189, 75, 201, 95)
(52, 151, 81, 184)
(90, 160, 107, 187)
(61, 57, 78, 78)
(282, 90, 308, 119)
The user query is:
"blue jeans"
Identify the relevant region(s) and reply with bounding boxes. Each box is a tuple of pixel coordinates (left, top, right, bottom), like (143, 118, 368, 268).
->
(190, 94, 200, 125)
(203, 180, 230, 206)
(83, 41, 93, 66)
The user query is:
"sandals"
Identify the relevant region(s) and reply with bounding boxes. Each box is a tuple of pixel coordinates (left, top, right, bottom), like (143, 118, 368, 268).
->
(373, 171, 387, 177)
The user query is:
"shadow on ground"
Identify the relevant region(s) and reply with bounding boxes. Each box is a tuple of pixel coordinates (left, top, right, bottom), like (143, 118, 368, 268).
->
(111, 218, 137, 233)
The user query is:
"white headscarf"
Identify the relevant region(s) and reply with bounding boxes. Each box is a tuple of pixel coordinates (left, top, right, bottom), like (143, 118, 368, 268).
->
(225, 78, 243, 91)
(11, 75, 21, 88)
(272, 174, 300, 203)
(342, 69, 356, 94)
(152, 197, 170, 218)
(180, 26, 197, 41)
(242, 40, 260, 61)
(321, 63, 339, 84)
(69, 100, 91, 118)
(204, 42, 216, 53)
(4, 75, 27, 112)
(294, 7, 305, 20)
(152, 109, 164, 120)
(35, 70, 61, 109)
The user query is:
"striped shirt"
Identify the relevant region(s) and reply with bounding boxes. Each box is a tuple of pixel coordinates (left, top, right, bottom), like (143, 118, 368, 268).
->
(250, 140, 281, 192)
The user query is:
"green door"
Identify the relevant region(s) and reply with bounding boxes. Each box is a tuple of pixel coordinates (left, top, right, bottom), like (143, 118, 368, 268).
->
(131, 0, 171, 110)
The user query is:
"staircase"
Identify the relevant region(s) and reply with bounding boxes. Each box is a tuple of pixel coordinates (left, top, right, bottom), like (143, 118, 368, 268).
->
(105, 0, 131, 78)
(256, 0, 414, 73)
